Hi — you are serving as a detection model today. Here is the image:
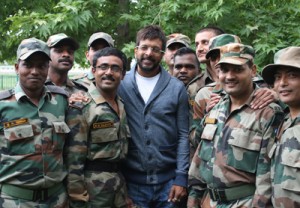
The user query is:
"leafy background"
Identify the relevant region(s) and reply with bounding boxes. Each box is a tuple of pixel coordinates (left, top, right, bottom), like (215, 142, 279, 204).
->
(1, 0, 300, 71)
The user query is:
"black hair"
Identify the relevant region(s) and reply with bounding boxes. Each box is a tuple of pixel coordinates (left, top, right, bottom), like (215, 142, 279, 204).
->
(136, 25, 167, 51)
(174, 47, 200, 67)
(92, 47, 127, 75)
(196, 26, 225, 36)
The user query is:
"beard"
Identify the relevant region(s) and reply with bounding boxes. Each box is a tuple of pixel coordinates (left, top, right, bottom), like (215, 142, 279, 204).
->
(136, 56, 160, 72)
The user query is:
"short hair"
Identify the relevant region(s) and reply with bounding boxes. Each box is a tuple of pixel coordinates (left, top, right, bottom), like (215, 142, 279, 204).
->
(92, 47, 127, 75)
(196, 26, 225, 36)
(136, 25, 167, 51)
(174, 47, 200, 68)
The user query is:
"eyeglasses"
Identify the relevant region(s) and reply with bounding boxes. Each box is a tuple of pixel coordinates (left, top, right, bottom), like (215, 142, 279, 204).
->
(94, 64, 122, 73)
(136, 45, 164, 54)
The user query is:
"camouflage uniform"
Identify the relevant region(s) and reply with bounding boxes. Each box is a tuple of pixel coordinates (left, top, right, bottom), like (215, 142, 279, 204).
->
(188, 87, 283, 207)
(0, 83, 69, 208)
(261, 47, 300, 207)
(268, 111, 300, 207)
(72, 69, 94, 89)
(66, 82, 129, 208)
(45, 77, 87, 95)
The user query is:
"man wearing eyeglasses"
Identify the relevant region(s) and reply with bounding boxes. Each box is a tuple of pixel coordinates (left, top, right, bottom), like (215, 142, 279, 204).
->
(66, 48, 130, 207)
(118, 25, 189, 208)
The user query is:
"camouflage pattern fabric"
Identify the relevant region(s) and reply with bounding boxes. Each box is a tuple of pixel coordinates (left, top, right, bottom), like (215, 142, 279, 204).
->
(269, 112, 300, 207)
(45, 77, 87, 96)
(188, 87, 284, 207)
(72, 69, 94, 89)
(0, 83, 69, 207)
(66, 82, 129, 208)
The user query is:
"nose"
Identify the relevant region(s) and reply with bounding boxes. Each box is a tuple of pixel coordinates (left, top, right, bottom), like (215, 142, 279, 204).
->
(278, 75, 288, 86)
(62, 49, 71, 57)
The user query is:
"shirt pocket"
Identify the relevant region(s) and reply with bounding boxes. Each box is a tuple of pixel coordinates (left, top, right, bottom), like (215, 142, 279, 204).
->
(4, 124, 35, 155)
(89, 126, 119, 159)
(227, 128, 261, 173)
(52, 121, 70, 151)
(198, 124, 217, 162)
(280, 148, 300, 193)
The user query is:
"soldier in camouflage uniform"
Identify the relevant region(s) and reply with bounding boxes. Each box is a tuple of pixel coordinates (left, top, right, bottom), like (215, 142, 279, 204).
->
(189, 43, 284, 207)
(0, 38, 70, 207)
(164, 33, 191, 75)
(262, 46, 300, 207)
(46, 33, 87, 95)
(73, 32, 114, 88)
(66, 47, 129, 208)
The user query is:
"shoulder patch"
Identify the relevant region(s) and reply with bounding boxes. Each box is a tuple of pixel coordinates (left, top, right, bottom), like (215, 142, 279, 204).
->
(0, 89, 14, 100)
(46, 85, 69, 97)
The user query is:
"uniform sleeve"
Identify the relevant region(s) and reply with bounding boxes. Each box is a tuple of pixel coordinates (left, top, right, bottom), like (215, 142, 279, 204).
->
(65, 106, 89, 208)
(252, 107, 284, 207)
(189, 89, 209, 149)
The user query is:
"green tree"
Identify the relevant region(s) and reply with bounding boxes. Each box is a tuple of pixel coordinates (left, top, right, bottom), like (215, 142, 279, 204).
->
(2, 0, 300, 70)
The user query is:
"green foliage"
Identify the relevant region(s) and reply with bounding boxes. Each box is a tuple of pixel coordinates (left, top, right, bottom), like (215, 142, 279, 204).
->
(1, 0, 300, 71)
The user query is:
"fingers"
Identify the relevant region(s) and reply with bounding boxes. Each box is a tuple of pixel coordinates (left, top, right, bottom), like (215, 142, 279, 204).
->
(251, 88, 277, 109)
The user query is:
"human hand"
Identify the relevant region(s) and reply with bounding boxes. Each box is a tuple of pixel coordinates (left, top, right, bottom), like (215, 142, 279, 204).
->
(206, 93, 221, 113)
(250, 88, 278, 109)
(168, 185, 187, 204)
(69, 91, 89, 105)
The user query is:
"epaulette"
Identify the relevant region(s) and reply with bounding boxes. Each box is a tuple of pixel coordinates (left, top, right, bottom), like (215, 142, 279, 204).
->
(72, 80, 89, 92)
(46, 85, 69, 98)
(0, 89, 14, 100)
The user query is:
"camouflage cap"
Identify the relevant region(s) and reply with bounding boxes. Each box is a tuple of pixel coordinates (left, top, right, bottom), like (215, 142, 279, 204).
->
(217, 43, 255, 66)
(88, 32, 114, 47)
(47, 33, 79, 50)
(206, 34, 241, 59)
(17, 38, 51, 60)
(166, 33, 191, 48)
(262, 46, 300, 84)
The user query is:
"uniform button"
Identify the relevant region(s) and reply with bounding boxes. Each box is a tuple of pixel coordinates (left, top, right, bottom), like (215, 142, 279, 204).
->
(145, 124, 149, 130)
(149, 177, 153, 182)
(146, 140, 151, 145)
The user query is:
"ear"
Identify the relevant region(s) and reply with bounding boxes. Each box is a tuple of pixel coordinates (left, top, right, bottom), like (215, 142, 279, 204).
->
(92, 67, 96, 75)
(251, 64, 257, 78)
(85, 50, 89, 60)
(15, 63, 19, 75)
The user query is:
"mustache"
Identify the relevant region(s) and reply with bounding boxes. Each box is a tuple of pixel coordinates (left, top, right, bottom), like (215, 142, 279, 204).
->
(141, 57, 155, 62)
(58, 58, 72, 63)
(102, 76, 115, 81)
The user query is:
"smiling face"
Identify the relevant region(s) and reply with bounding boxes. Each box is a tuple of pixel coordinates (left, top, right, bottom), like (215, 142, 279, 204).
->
(195, 31, 217, 63)
(134, 38, 164, 77)
(92, 55, 124, 94)
(15, 52, 49, 94)
(273, 67, 300, 111)
(219, 62, 256, 100)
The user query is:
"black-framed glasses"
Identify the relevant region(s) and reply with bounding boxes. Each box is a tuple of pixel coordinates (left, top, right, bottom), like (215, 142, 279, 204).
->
(136, 45, 164, 54)
(94, 64, 122, 73)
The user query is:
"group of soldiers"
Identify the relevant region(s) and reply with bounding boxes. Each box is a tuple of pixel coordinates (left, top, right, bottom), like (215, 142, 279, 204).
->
(0, 23, 299, 208)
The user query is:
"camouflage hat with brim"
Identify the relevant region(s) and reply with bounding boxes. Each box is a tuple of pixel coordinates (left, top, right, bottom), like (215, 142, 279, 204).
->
(17, 38, 51, 61)
(217, 43, 255, 66)
(47, 33, 79, 50)
(262, 46, 300, 85)
(88, 32, 114, 47)
(206, 34, 241, 59)
(166, 33, 191, 48)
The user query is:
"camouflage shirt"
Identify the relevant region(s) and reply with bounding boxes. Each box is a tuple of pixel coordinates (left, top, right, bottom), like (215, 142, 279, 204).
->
(0, 83, 69, 189)
(269, 111, 300, 207)
(66, 82, 128, 205)
(45, 76, 87, 96)
(189, 87, 284, 207)
(72, 69, 94, 89)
